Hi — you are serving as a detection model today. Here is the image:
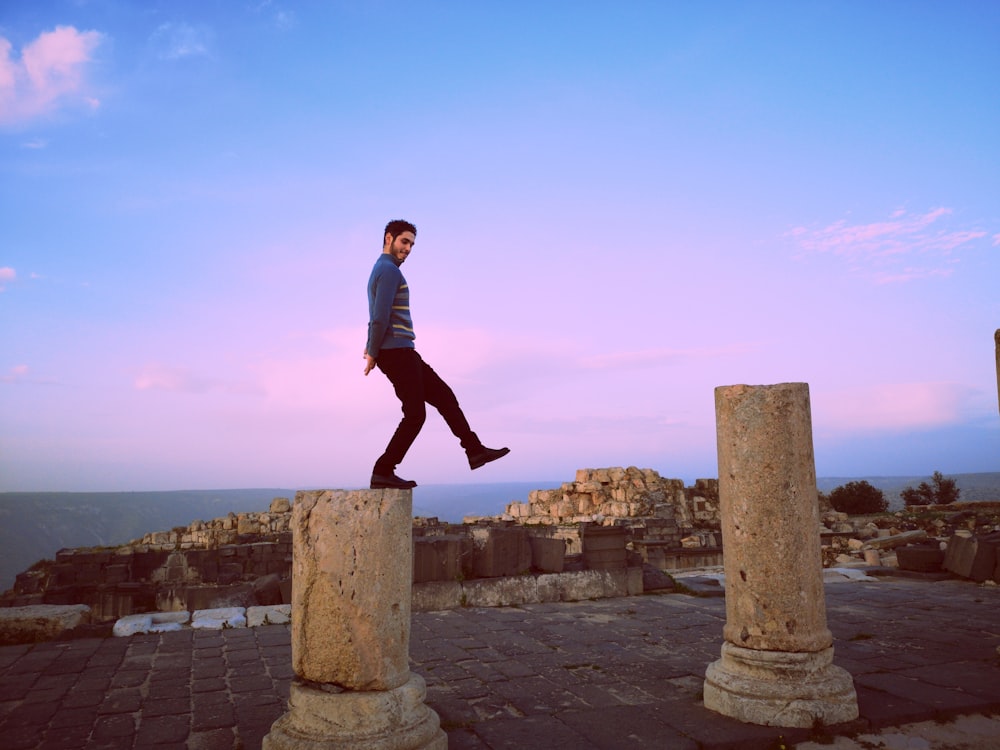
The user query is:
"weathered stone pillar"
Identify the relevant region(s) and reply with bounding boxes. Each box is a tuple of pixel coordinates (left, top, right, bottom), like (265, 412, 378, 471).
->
(703, 383, 858, 727)
(994, 329, 999, 416)
(263, 489, 446, 750)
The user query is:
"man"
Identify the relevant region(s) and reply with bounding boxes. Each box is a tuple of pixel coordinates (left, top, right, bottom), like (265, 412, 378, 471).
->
(364, 219, 509, 490)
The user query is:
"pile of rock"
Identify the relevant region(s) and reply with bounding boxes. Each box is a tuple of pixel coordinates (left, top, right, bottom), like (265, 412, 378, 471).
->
(820, 503, 1000, 581)
(2, 498, 295, 621)
(484, 468, 725, 573)
(500, 467, 719, 529)
(133, 497, 292, 550)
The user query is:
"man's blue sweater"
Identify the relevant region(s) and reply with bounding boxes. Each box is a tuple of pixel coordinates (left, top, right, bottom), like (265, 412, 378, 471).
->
(366, 253, 415, 359)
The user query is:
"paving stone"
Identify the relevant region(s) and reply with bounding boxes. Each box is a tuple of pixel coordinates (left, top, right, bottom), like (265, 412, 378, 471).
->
(854, 684, 937, 729)
(192, 676, 227, 693)
(187, 727, 237, 750)
(61, 684, 108, 709)
(0, 676, 36, 701)
(443, 727, 491, 749)
(91, 713, 135, 741)
(558, 704, 699, 749)
(855, 672, 989, 712)
(39, 723, 92, 750)
(192, 700, 236, 731)
(109, 668, 147, 689)
(229, 673, 274, 693)
(135, 713, 191, 745)
(97, 688, 142, 715)
(557, 680, 628, 708)
(0, 699, 60, 728)
(191, 661, 227, 679)
(473, 714, 601, 749)
(49, 705, 100, 729)
(146, 681, 192, 700)
(143, 696, 192, 718)
(2, 723, 48, 750)
(0, 578, 997, 750)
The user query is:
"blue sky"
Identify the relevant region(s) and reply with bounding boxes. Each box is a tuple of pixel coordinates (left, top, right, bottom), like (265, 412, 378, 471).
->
(1, 1, 998, 491)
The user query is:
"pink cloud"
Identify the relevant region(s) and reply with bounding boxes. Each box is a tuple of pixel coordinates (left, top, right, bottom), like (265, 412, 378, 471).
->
(0, 26, 102, 126)
(872, 267, 953, 285)
(578, 344, 753, 371)
(0, 364, 29, 384)
(813, 382, 976, 433)
(134, 363, 262, 396)
(787, 208, 992, 283)
(0, 266, 14, 291)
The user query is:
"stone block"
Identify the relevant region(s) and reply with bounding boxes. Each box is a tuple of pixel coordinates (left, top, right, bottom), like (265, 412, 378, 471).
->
(75, 565, 103, 585)
(538, 569, 630, 601)
(863, 530, 928, 550)
(52, 563, 78, 587)
(0, 604, 91, 645)
(218, 562, 244, 585)
(469, 526, 531, 578)
(113, 613, 152, 637)
(460, 576, 540, 608)
(413, 535, 470, 583)
(247, 604, 291, 627)
(113, 611, 189, 637)
(583, 526, 627, 570)
(642, 565, 676, 592)
(626, 566, 644, 596)
(270, 497, 291, 513)
(896, 545, 945, 573)
(192, 606, 246, 629)
(528, 535, 565, 573)
(411, 581, 462, 612)
(252, 574, 283, 606)
(943, 534, 998, 581)
(176, 583, 255, 612)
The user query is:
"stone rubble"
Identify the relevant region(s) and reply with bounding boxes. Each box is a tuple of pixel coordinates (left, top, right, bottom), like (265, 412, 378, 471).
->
(3, 475, 999, 647)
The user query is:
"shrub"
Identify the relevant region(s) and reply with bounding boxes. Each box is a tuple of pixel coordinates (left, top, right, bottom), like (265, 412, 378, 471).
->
(901, 471, 960, 506)
(828, 481, 888, 515)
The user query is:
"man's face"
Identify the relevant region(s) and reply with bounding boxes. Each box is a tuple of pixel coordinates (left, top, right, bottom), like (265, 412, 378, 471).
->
(385, 231, 415, 263)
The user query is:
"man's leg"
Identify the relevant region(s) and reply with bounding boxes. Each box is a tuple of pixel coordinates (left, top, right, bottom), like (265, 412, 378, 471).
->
(419, 355, 510, 469)
(418, 355, 481, 452)
(373, 348, 426, 477)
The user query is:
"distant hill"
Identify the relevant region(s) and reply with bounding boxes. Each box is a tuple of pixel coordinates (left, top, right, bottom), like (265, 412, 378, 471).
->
(1, 474, 997, 593)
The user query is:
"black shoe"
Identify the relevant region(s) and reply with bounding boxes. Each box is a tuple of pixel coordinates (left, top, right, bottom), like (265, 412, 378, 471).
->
(468, 446, 510, 470)
(370, 473, 417, 489)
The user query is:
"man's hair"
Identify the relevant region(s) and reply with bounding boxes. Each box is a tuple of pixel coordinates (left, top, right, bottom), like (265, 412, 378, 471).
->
(384, 219, 417, 244)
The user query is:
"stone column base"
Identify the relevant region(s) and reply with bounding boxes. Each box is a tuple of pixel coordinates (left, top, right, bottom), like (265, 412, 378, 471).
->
(703, 642, 858, 728)
(263, 672, 447, 750)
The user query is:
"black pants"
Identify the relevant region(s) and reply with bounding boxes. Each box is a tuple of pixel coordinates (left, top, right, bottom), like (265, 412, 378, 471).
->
(373, 348, 481, 474)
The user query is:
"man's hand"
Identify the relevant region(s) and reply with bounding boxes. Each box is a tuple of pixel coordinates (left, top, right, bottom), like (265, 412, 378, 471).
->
(363, 350, 376, 376)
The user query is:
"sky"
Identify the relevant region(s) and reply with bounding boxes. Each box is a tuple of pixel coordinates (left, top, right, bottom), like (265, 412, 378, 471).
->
(1, 1, 998, 492)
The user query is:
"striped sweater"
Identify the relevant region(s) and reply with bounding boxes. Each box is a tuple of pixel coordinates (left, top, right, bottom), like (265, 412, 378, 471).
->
(366, 252, 416, 358)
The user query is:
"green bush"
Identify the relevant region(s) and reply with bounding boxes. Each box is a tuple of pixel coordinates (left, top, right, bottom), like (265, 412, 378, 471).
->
(828, 480, 888, 515)
(901, 471, 960, 506)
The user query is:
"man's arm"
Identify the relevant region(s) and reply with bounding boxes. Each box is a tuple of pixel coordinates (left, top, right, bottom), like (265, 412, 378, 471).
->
(364, 263, 399, 374)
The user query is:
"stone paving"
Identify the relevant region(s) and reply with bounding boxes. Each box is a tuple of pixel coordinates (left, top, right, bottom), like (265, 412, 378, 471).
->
(0, 577, 998, 749)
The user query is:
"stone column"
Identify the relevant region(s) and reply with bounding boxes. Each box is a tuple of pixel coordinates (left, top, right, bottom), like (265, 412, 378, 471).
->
(703, 383, 858, 728)
(994, 329, 999, 416)
(263, 489, 446, 750)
